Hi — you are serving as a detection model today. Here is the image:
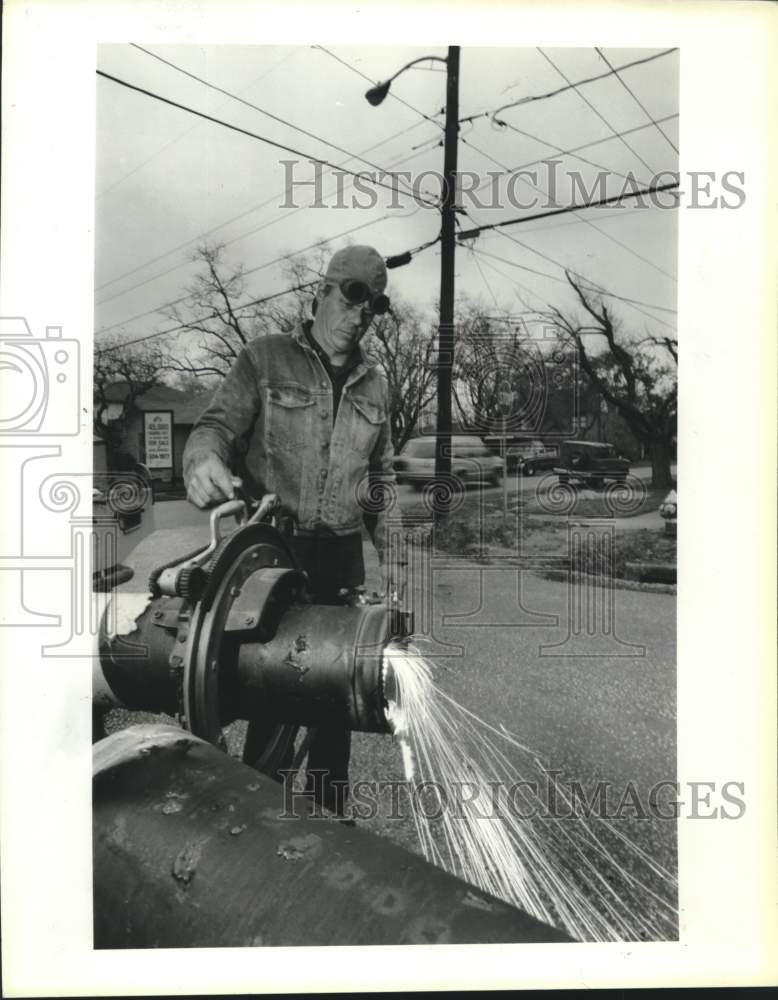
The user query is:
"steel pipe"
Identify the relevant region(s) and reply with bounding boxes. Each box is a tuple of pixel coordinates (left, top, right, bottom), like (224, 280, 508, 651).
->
(94, 517, 411, 740)
(93, 725, 571, 947)
(232, 601, 391, 732)
(95, 593, 400, 734)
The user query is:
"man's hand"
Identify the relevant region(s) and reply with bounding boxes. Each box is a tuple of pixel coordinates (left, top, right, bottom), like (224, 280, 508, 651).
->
(186, 454, 242, 509)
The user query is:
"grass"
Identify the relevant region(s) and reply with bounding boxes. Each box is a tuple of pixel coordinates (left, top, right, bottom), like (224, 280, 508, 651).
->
(569, 528, 676, 579)
(398, 487, 676, 579)
(521, 483, 671, 520)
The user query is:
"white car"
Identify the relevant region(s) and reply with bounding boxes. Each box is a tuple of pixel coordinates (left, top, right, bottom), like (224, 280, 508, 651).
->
(394, 436, 504, 489)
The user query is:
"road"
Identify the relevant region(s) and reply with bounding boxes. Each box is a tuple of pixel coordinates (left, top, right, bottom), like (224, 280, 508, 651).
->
(398, 460, 666, 500)
(112, 498, 676, 939)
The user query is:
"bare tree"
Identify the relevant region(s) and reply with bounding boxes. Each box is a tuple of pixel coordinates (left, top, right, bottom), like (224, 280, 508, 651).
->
(93, 338, 167, 466)
(159, 242, 331, 380)
(363, 297, 437, 452)
(543, 273, 677, 487)
(451, 300, 581, 440)
(160, 242, 438, 451)
(160, 243, 279, 379)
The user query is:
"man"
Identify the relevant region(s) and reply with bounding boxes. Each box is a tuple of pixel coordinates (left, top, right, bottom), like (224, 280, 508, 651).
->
(183, 245, 397, 815)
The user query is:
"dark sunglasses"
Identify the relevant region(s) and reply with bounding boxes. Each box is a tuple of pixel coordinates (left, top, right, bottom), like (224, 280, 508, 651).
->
(333, 278, 390, 315)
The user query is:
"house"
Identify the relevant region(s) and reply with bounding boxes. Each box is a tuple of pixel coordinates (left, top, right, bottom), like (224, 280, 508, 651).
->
(99, 383, 215, 484)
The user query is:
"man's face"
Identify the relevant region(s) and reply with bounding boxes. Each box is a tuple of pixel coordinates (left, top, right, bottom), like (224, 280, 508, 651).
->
(312, 283, 374, 364)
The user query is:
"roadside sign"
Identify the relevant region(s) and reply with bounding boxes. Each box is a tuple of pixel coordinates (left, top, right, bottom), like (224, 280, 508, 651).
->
(143, 410, 174, 470)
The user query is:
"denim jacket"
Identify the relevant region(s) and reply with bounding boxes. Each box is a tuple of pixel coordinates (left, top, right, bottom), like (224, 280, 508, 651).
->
(183, 325, 395, 554)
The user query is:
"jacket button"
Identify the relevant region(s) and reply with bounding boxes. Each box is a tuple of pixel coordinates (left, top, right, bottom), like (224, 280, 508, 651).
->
(319, 410, 328, 419)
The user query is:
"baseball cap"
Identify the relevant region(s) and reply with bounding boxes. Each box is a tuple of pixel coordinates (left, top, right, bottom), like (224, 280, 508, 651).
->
(324, 245, 388, 296)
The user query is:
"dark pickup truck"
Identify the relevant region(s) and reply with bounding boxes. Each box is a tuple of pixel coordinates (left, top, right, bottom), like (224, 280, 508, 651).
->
(554, 440, 630, 488)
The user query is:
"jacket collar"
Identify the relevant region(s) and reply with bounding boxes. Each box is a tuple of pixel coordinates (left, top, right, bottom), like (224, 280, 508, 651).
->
(292, 321, 377, 375)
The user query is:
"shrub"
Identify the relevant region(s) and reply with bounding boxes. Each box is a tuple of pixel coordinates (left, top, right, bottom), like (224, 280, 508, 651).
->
(570, 529, 676, 578)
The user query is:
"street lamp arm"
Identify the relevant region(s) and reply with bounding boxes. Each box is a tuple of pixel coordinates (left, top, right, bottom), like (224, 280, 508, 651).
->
(365, 56, 448, 106)
(386, 56, 448, 81)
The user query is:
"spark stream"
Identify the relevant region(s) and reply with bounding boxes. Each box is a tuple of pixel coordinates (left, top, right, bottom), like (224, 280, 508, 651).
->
(280, 159, 746, 211)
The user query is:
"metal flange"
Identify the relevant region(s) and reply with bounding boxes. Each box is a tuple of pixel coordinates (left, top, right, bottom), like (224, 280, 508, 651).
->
(181, 521, 302, 744)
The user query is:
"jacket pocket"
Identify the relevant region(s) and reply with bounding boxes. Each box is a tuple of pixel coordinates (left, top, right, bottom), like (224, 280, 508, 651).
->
(265, 384, 316, 455)
(347, 393, 385, 458)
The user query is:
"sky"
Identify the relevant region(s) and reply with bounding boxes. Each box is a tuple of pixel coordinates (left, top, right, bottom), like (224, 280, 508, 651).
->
(94, 44, 679, 353)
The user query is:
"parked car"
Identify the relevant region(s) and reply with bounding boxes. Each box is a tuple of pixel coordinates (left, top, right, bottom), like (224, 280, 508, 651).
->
(516, 443, 559, 477)
(394, 436, 503, 489)
(554, 440, 630, 489)
(481, 436, 557, 474)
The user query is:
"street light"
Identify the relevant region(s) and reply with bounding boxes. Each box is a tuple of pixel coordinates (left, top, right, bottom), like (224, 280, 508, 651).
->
(365, 48, 460, 522)
(364, 56, 449, 106)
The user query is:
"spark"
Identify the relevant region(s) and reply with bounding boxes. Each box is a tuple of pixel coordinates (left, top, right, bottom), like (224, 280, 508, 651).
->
(382, 642, 678, 942)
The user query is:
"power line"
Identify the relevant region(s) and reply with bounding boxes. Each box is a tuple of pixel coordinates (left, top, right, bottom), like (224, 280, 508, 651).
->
(496, 114, 679, 179)
(452, 113, 679, 211)
(467, 248, 551, 313)
(96, 119, 435, 295)
(100, 199, 648, 331)
(464, 237, 502, 311)
(313, 45, 445, 132)
(469, 245, 677, 314)
(96, 141, 430, 308)
(536, 48, 657, 179)
(98, 107, 679, 309)
(458, 137, 677, 283)
(96, 279, 321, 354)
(469, 48, 677, 125)
(310, 50, 681, 324)
(97, 49, 300, 200)
(96, 236, 441, 352)
(472, 205, 651, 235)
(130, 43, 435, 208)
(456, 180, 680, 241)
(96, 69, 439, 210)
(594, 47, 679, 155)
(456, 187, 678, 330)
(494, 227, 677, 333)
(491, 119, 648, 184)
(97, 213, 402, 336)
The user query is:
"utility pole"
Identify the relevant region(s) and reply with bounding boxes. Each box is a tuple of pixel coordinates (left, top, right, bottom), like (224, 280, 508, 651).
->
(433, 45, 460, 522)
(365, 48, 460, 522)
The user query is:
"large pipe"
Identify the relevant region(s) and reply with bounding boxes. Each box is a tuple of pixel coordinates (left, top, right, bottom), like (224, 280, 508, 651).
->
(231, 601, 392, 732)
(95, 592, 399, 733)
(94, 725, 571, 947)
(93, 516, 412, 740)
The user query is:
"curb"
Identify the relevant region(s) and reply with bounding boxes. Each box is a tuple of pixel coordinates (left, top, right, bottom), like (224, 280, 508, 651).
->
(533, 567, 676, 595)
